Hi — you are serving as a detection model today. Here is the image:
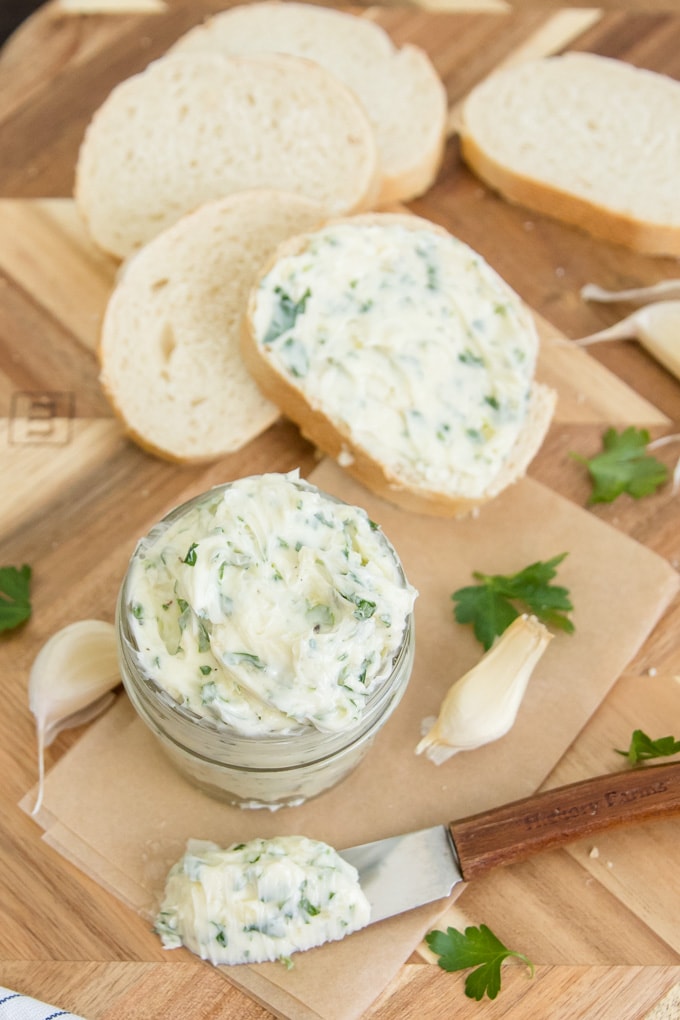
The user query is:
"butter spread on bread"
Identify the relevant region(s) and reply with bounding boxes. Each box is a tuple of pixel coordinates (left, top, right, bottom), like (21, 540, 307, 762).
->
(243, 214, 555, 517)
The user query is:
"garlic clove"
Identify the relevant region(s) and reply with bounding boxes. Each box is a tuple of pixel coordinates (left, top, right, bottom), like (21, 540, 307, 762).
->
(29, 619, 121, 815)
(416, 615, 552, 765)
(573, 300, 680, 383)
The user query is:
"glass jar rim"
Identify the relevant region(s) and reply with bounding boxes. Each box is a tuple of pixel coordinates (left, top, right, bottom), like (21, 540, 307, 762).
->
(117, 593, 414, 762)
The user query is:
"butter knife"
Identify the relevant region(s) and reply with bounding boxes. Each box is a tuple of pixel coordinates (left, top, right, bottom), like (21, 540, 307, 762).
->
(340, 762, 680, 923)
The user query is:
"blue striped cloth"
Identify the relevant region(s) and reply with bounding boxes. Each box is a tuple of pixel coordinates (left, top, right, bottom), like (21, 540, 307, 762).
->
(0, 988, 87, 1020)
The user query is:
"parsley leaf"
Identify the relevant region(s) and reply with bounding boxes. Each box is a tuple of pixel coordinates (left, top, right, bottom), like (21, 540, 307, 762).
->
(572, 426, 668, 504)
(0, 564, 32, 633)
(426, 924, 534, 1001)
(452, 553, 573, 650)
(615, 728, 680, 765)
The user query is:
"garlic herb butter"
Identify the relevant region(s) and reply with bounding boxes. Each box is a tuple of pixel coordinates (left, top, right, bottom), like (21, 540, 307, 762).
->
(155, 836, 370, 964)
(124, 472, 416, 738)
(250, 222, 540, 499)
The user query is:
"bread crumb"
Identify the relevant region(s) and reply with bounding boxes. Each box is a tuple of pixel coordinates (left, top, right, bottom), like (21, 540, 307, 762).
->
(555, 266, 566, 278)
(647, 667, 658, 677)
(589, 846, 599, 859)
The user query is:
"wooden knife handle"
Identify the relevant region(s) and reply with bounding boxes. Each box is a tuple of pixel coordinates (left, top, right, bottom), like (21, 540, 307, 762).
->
(449, 762, 680, 881)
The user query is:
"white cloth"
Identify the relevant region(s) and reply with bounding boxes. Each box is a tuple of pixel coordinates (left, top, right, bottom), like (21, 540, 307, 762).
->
(0, 988, 87, 1020)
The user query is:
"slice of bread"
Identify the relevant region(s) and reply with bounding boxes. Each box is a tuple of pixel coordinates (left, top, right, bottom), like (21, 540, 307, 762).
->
(242, 212, 556, 517)
(169, 1, 447, 206)
(459, 53, 680, 257)
(75, 52, 379, 260)
(99, 190, 327, 462)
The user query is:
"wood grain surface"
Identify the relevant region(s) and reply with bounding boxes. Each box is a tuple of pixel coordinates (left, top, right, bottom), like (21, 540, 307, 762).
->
(1, 3, 679, 1019)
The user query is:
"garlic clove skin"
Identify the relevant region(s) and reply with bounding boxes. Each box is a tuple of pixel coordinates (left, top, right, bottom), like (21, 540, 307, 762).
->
(416, 614, 552, 765)
(29, 619, 121, 815)
(581, 280, 680, 304)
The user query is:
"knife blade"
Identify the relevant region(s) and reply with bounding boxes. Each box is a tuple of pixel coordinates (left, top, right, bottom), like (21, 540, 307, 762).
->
(340, 761, 680, 925)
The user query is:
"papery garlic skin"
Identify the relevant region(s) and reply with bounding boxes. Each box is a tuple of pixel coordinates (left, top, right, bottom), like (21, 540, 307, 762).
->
(416, 614, 552, 765)
(29, 619, 120, 815)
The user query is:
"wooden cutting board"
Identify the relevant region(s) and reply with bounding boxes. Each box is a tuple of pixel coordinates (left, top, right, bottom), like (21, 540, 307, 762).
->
(1, 4, 680, 1020)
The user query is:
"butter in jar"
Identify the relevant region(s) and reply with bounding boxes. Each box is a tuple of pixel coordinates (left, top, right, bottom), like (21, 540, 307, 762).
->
(116, 471, 417, 808)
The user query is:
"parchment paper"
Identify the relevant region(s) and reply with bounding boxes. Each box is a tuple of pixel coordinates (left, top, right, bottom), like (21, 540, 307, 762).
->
(22, 460, 679, 1020)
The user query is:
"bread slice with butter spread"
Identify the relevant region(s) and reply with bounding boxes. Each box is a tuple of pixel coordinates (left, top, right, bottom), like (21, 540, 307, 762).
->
(242, 213, 556, 517)
(169, 1, 447, 207)
(459, 53, 680, 256)
(99, 190, 327, 462)
(75, 52, 379, 260)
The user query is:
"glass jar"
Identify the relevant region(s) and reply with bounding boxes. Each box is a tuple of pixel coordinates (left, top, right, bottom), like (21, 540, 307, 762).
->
(115, 474, 416, 809)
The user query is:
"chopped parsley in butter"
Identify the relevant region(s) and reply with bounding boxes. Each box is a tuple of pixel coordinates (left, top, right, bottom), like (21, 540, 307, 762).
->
(125, 472, 416, 737)
(155, 836, 371, 965)
(251, 221, 540, 499)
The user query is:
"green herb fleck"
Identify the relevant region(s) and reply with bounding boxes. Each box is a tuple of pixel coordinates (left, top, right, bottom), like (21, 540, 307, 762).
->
(340, 591, 376, 620)
(0, 564, 32, 633)
(197, 620, 211, 654)
(459, 349, 484, 367)
(225, 651, 266, 670)
(154, 911, 177, 940)
(201, 681, 218, 705)
(615, 728, 680, 765)
(452, 553, 573, 650)
(182, 542, 198, 566)
(263, 286, 311, 344)
(426, 924, 534, 1001)
(571, 426, 668, 504)
(300, 897, 320, 917)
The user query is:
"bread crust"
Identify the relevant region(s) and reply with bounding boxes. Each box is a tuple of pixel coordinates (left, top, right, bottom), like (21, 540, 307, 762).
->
(459, 53, 680, 258)
(242, 213, 555, 517)
(460, 134, 680, 258)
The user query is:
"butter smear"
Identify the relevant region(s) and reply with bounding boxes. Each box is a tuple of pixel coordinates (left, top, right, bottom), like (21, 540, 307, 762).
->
(155, 836, 370, 964)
